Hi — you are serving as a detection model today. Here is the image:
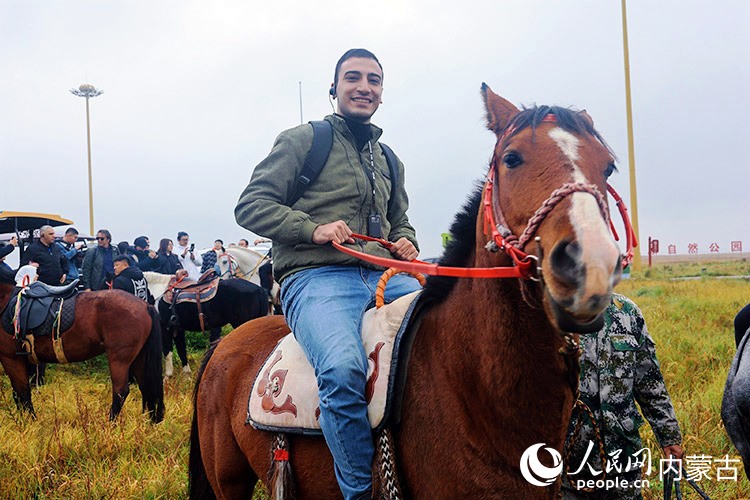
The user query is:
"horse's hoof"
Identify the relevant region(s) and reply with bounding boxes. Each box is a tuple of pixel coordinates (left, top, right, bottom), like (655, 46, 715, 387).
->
(182, 364, 192, 374)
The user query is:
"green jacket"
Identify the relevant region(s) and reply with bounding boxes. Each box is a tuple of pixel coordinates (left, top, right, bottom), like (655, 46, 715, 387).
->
(235, 115, 418, 283)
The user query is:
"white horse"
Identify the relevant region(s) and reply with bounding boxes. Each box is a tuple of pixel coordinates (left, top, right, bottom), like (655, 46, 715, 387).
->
(216, 247, 269, 286)
(217, 246, 281, 313)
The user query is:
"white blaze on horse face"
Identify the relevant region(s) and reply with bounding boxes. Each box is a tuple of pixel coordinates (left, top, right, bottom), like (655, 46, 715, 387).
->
(548, 128, 620, 308)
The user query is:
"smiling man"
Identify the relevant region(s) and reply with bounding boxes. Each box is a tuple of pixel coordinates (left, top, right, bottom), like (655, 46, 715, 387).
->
(235, 49, 421, 499)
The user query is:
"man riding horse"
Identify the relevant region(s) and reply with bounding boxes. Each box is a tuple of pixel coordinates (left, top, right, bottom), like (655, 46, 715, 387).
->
(235, 48, 421, 499)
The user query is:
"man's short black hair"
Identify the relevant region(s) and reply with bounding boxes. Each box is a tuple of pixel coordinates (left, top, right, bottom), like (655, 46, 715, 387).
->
(332, 48, 383, 95)
(134, 236, 149, 248)
(113, 254, 131, 264)
(65, 227, 79, 236)
(177, 231, 189, 241)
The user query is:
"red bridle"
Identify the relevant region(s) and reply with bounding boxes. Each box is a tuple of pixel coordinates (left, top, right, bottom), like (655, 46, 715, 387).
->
(333, 116, 637, 279)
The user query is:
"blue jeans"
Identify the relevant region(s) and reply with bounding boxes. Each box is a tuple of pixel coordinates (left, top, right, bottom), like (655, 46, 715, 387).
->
(281, 265, 422, 500)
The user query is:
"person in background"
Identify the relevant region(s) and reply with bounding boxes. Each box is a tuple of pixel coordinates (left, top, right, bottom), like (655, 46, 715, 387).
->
(81, 229, 121, 291)
(117, 241, 131, 258)
(132, 236, 159, 272)
(56, 227, 82, 285)
(237, 239, 249, 248)
(0, 235, 19, 273)
(174, 231, 202, 280)
(112, 254, 152, 303)
(562, 293, 683, 500)
(21, 225, 67, 285)
(155, 238, 181, 275)
(201, 239, 225, 274)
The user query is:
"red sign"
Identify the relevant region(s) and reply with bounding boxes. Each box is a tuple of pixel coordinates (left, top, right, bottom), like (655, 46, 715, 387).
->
(732, 241, 743, 252)
(650, 239, 659, 254)
(688, 243, 698, 254)
(668, 245, 676, 255)
(709, 243, 720, 253)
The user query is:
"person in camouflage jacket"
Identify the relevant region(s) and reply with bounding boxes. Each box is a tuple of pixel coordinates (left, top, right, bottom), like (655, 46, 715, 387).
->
(562, 293, 684, 500)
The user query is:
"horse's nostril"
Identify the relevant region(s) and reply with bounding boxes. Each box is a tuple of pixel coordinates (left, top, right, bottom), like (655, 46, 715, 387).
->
(587, 293, 609, 312)
(549, 240, 583, 286)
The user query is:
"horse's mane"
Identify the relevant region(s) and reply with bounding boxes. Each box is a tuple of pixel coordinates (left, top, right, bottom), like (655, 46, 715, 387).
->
(421, 182, 483, 304)
(420, 105, 612, 305)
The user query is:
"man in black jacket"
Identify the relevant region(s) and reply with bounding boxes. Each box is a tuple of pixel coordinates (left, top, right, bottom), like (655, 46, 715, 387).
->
(20, 226, 67, 285)
(131, 236, 159, 272)
(112, 255, 152, 303)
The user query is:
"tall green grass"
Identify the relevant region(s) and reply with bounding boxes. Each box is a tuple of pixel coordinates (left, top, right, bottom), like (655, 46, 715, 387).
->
(617, 276, 750, 498)
(0, 273, 749, 498)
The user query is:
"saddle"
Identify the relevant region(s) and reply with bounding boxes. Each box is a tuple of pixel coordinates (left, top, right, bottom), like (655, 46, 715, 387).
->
(1, 280, 79, 362)
(163, 270, 220, 305)
(246, 290, 426, 435)
(163, 270, 220, 333)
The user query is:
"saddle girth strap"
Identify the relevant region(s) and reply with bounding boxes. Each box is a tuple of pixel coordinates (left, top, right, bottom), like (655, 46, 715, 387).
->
(196, 297, 205, 333)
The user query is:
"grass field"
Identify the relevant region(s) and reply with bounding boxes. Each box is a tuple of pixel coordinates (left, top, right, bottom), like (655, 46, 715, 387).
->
(0, 261, 748, 498)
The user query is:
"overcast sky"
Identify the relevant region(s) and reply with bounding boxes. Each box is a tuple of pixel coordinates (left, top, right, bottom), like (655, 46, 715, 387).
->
(1, 1, 747, 259)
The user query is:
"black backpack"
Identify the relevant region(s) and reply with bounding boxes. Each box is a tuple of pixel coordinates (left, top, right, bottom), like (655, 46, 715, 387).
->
(289, 120, 399, 213)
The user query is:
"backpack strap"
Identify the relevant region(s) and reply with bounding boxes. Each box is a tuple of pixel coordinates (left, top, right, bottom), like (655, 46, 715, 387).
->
(291, 120, 400, 214)
(289, 121, 333, 206)
(378, 142, 399, 215)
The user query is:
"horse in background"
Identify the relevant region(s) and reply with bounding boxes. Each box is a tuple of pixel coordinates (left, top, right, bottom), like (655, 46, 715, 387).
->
(0, 268, 164, 422)
(217, 246, 281, 314)
(189, 87, 624, 498)
(722, 303, 750, 478)
(144, 271, 268, 376)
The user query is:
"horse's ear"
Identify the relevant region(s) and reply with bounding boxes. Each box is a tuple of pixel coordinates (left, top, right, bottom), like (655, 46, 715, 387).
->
(481, 83, 519, 136)
(579, 109, 595, 128)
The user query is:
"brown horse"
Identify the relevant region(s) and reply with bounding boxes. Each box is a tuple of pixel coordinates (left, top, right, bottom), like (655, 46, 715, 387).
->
(189, 87, 623, 498)
(0, 269, 164, 422)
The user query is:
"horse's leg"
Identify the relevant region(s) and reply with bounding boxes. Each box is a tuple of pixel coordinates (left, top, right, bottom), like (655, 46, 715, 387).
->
(194, 345, 258, 499)
(107, 359, 131, 421)
(175, 328, 190, 373)
(162, 324, 175, 377)
(28, 362, 47, 387)
(0, 354, 35, 416)
(209, 327, 222, 343)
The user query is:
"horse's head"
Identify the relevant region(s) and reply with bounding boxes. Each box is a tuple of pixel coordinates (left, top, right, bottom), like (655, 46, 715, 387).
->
(480, 85, 623, 333)
(216, 252, 238, 279)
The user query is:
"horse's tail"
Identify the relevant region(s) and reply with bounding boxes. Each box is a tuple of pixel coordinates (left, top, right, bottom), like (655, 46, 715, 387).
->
(141, 305, 165, 423)
(189, 341, 220, 500)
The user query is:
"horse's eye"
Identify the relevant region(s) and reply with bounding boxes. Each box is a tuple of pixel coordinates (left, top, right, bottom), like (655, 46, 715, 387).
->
(604, 162, 618, 178)
(503, 152, 524, 169)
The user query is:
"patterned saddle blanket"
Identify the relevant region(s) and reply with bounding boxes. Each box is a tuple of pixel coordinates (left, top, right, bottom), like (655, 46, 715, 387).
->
(247, 291, 422, 435)
(1, 282, 78, 338)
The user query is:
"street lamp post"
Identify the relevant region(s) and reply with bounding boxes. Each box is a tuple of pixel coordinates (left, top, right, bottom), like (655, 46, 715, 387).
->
(70, 84, 104, 236)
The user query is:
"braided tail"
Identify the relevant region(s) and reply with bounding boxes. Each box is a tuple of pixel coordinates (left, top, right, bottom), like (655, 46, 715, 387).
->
(268, 433, 296, 500)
